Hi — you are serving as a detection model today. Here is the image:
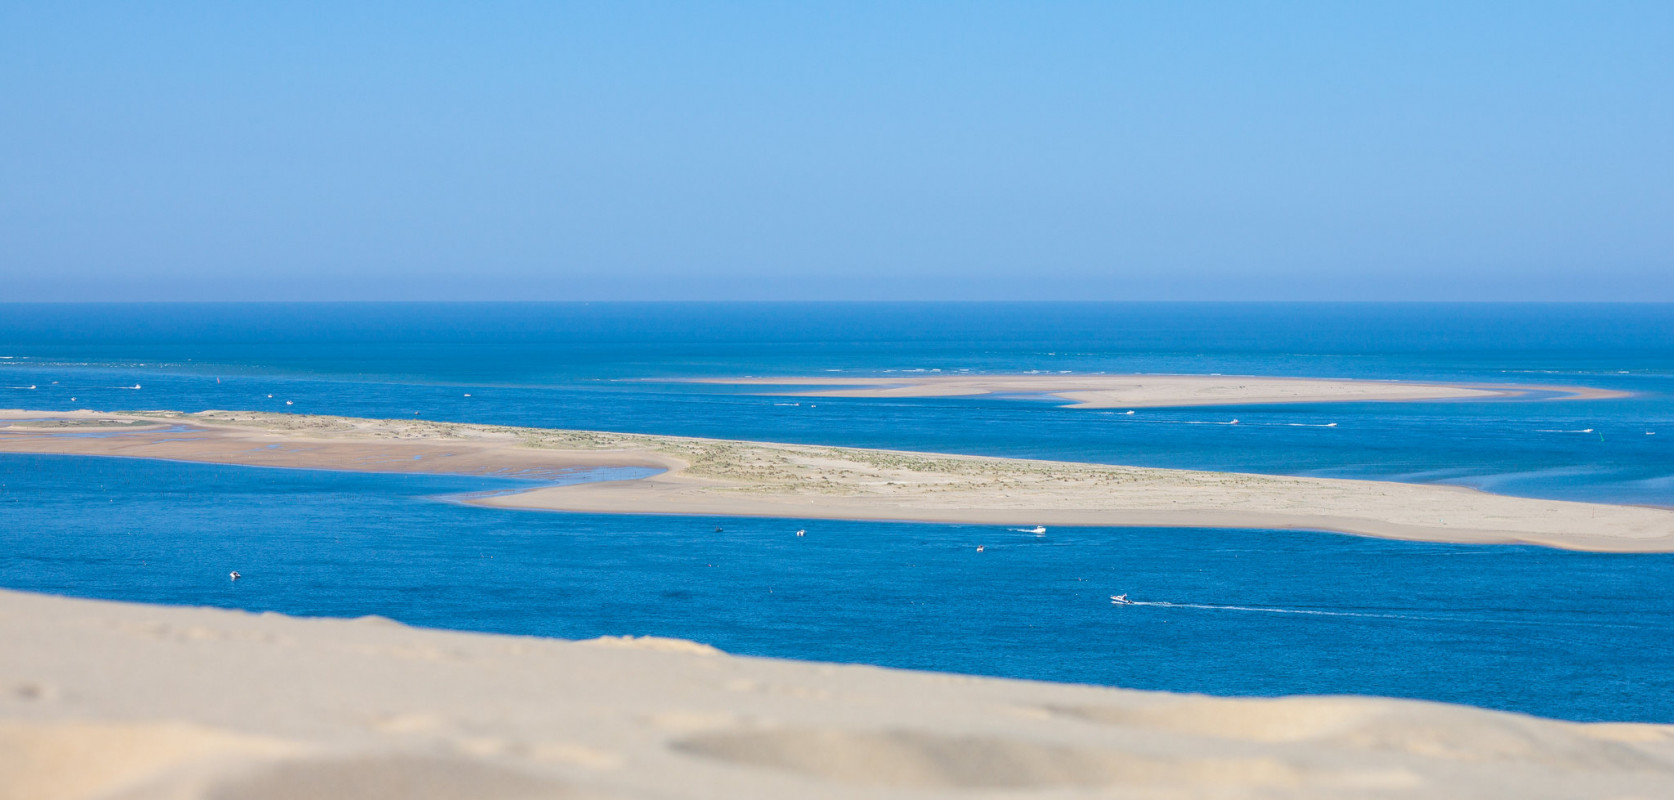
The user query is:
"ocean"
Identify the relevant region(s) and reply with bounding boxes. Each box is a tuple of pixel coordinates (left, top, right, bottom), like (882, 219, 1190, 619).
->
(2, 302, 1671, 721)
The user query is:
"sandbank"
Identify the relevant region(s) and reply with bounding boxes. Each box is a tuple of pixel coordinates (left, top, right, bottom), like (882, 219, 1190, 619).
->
(2, 409, 1671, 553)
(686, 374, 1627, 408)
(3, 588, 1673, 799)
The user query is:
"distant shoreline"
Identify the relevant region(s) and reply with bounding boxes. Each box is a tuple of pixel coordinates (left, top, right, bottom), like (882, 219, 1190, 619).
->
(3, 409, 1669, 553)
(679, 373, 1631, 408)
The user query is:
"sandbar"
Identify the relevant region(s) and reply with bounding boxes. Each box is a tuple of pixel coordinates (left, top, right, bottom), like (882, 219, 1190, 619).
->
(3, 588, 1673, 799)
(686, 374, 1627, 408)
(2, 409, 1670, 553)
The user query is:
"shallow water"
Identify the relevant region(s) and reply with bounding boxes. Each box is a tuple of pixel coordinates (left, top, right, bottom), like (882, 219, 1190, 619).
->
(2, 303, 1671, 721)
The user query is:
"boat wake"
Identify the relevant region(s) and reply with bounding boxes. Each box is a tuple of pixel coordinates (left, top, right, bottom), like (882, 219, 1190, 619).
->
(1111, 599, 1647, 630)
(1124, 600, 1409, 619)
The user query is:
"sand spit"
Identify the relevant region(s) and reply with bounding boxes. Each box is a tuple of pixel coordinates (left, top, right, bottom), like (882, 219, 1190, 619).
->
(3, 589, 1673, 799)
(2, 409, 1672, 552)
(687, 374, 1628, 408)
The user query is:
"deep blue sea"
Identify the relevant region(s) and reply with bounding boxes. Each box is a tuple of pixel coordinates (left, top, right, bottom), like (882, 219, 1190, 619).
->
(2, 303, 1672, 722)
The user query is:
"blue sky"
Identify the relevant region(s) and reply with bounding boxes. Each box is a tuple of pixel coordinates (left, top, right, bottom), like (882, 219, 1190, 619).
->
(2, 2, 1670, 301)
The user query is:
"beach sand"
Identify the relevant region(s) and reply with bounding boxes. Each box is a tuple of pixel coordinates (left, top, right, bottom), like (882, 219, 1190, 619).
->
(3, 588, 1672, 799)
(2, 409, 1671, 552)
(684, 374, 1628, 408)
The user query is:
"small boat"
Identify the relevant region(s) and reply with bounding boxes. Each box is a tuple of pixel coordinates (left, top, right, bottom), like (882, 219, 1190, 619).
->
(795, 529, 806, 537)
(1110, 594, 1133, 605)
(1023, 526, 1046, 535)
(229, 571, 241, 581)
(976, 545, 985, 552)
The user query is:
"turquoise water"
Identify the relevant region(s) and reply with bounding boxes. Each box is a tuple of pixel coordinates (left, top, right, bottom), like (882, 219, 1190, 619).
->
(2, 303, 1672, 721)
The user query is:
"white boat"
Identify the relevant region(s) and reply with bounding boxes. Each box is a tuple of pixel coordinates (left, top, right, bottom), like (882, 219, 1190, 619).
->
(1110, 594, 1133, 605)
(1023, 526, 1046, 535)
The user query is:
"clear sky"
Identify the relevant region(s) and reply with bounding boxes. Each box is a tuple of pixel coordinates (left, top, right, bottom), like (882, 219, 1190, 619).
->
(2, 2, 1671, 301)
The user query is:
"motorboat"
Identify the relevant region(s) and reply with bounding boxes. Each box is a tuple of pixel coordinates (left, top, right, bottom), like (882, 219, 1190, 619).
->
(1110, 594, 1133, 605)
(1023, 526, 1046, 535)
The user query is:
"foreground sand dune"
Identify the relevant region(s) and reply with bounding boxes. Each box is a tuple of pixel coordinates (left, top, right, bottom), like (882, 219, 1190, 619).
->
(3, 589, 1672, 799)
(2, 409, 1672, 552)
(687, 374, 1627, 408)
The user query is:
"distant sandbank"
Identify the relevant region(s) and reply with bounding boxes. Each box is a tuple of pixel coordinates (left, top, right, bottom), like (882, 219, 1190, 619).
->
(2, 409, 1669, 553)
(684, 374, 1628, 408)
(3, 588, 1673, 799)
